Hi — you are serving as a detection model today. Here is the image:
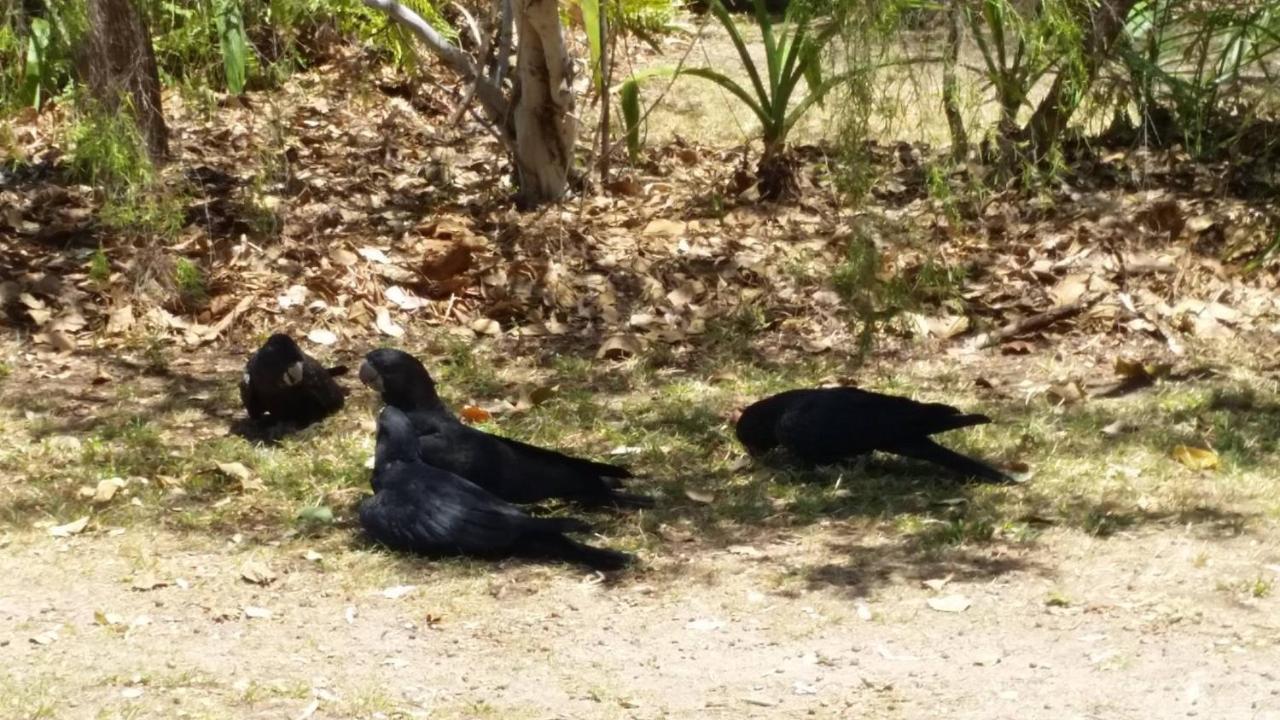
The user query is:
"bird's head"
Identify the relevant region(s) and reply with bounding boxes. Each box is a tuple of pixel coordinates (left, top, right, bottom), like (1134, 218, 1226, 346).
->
(374, 406, 420, 474)
(262, 333, 306, 387)
(732, 398, 781, 457)
(359, 348, 441, 410)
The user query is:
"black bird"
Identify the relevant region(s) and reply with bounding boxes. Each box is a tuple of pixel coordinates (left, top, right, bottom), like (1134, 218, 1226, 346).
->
(239, 333, 347, 426)
(358, 348, 652, 508)
(360, 406, 633, 571)
(735, 387, 1013, 483)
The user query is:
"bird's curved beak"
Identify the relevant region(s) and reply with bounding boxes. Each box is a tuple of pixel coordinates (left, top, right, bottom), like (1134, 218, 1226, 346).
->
(358, 361, 384, 393)
(283, 361, 304, 386)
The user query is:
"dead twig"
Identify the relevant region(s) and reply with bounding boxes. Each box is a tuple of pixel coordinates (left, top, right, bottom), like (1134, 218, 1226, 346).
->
(971, 293, 1103, 349)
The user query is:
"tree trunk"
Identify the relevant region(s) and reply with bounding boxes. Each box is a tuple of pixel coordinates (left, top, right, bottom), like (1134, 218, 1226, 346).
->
(80, 0, 168, 162)
(511, 0, 576, 208)
(1019, 0, 1139, 157)
(364, 0, 575, 208)
(942, 0, 968, 161)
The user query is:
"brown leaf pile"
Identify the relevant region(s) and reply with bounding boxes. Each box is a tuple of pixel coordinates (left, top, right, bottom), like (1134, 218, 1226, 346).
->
(2, 50, 1278, 367)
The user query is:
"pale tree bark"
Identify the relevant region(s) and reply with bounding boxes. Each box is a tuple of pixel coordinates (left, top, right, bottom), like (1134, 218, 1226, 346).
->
(80, 0, 168, 162)
(942, 0, 968, 161)
(364, 0, 577, 208)
(511, 0, 576, 207)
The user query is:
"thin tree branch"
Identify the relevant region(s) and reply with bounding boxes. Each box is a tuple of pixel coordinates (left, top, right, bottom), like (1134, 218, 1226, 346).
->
(362, 0, 509, 124)
(495, 0, 513, 86)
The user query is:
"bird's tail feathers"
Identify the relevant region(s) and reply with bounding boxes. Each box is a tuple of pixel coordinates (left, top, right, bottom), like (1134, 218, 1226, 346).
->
(929, 412, 993, 434)
(606, 490, 655, 509)
(534, 517, 593, 535)
(531, 535, 633, 572)
(887, 437, 1013, 484)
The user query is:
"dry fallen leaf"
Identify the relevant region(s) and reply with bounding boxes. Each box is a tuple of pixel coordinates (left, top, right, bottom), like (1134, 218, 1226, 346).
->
(307, 328, 338, 345)
(1047, 381, 1086, 405)
(131, 575, 169, 591)
(922, 575, 954, 592)
(1100, 420, 1131, 438)
(597, 334, 642, 360)
(642, 218, 687, 238)
(106, 303, 135, 334)
(94, 610, 124, 626)
(240, 561, 277, 586)
(907, 312, 970, 339)
(459, 405, 493, 424)
(330, 247, 358, 266)
(381, 585, 416, 599)
(92, 477, 126, 504)
(358, 246, 391, 264)
(30, 631, 58, 645)
(1051, 273, 1091, 307)
(684, 489, 715, 504)
(49, 516, 90, 537)
(470, 317, 501, 335)
(215, 461, 252, 481)
(927, 594, 972, 613)
(385, 285, 423, 311)
(1171, 445, 1219, 470)
(375, 307, 405, 338)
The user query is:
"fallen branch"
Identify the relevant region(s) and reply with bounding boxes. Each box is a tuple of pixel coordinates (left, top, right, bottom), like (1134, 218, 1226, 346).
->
(971, 293, 1102, 349)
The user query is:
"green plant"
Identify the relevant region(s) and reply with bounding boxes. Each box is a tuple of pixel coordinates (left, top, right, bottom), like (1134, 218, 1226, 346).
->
(1251, 575, 1274, 598)
(1114, 0, 1280, 153)
(68, 103, 190, 236)
(683, 0, 856, 197)
(100, 188, 189, 237)
(621, 0, 868, 197)
(216, 0, 251, 94)
(0, 0, 84, 110)
(174, 257, 207, 305)
(68, 110, 154, 191)
(619, 77, 643, 162)
(832, 235, 889, 355)
(965, 0, 1083, 134)
(832, 233, 966, 355)
(88, 246, 111, 283)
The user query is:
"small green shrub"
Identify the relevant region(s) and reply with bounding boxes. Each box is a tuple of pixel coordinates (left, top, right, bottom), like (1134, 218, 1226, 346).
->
(100, 189, 189, 237)
(832, 233, 966, 354)
(88, 246, 111, 283)
(68, 110, 154, 191)
(173, 257, 207, 305)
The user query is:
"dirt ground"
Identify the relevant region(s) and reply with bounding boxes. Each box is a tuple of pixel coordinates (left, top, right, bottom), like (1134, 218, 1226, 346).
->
(3, 504, 1279, 719)
(5, 10, 1280, 720)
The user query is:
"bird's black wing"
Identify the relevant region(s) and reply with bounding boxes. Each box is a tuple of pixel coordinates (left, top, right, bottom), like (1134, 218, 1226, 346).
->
(406, 408, 645, 506)
(299, 356, 346, 413)
(239, 369, 265, 420)
(775, 388, 990, 465)
(489, 432, 631, 478)
(363, 462, 532, 554)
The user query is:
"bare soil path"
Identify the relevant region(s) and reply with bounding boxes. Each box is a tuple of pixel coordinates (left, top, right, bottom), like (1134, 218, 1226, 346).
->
(4, 518, 1279, 720)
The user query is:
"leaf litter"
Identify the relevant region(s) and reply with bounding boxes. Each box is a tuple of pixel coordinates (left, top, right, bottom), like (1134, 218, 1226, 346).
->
(0, 48, 1275, 373)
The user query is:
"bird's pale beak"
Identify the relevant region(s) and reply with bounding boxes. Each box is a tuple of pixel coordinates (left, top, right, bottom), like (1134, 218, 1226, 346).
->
(283, 361, 304, 386)
(358, 361, 384, 393)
